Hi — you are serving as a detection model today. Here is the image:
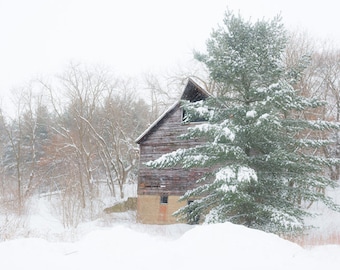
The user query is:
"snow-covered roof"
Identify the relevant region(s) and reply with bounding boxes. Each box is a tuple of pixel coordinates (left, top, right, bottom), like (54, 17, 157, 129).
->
(135, 78, 210, 144)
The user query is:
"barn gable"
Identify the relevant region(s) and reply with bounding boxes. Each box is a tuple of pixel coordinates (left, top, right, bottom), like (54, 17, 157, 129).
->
(180, 78, 210, 102)
(135, 78, 210, 144)
(136, 78, 210, 224)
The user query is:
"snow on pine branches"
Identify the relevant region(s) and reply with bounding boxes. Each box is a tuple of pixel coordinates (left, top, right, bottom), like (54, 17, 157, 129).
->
(147, 11, 340, 235)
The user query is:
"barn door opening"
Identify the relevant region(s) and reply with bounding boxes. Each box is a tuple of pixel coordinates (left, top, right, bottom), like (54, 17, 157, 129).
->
(187, 200, 200, 225)
(159, 195, 169, 223)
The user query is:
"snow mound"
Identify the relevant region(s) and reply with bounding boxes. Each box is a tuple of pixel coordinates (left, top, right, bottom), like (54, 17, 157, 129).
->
(175, 223, 303, 270)
(1, 222, 340, 270)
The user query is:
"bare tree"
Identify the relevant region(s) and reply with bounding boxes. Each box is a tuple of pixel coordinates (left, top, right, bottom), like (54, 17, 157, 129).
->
(143, 73, 178, 123)
(0, 108, 7, 206)
(45, 63, 112, 210)
(89, 87, 147, 198)
(312, 49, 340, 180)
(42, 63, 150, 209)
(284, 31, 340, 181)
(0, 85, 48, 214)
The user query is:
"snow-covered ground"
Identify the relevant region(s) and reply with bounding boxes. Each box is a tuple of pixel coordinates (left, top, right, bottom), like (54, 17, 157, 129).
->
(303, 186, 340, 246)
(1, 218, 340, 270)
(1, 192, 340, 270)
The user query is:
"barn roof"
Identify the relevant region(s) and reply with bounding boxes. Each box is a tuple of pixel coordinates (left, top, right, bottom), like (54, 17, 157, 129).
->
(180, 78, 211, 101)
(135, 78, 210, 144)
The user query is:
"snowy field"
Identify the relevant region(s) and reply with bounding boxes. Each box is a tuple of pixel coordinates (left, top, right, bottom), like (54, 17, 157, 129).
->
(1, 220, 340, 270)
(1, 194, 340, 270)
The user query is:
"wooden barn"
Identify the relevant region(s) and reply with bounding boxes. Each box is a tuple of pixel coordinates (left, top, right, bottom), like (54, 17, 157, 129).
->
(135, 79, 210, 224)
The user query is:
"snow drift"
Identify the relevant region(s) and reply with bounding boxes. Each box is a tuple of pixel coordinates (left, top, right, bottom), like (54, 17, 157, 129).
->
(1, 222, 340, 270)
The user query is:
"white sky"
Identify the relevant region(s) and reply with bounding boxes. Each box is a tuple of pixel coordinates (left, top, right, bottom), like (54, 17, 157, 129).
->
(0, 0, 339, 103)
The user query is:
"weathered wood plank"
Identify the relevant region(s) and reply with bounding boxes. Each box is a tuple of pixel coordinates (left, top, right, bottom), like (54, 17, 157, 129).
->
(137, 103, 209, 196)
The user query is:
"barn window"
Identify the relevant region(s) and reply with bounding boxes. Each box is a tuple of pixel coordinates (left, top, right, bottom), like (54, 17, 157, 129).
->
(182, 106, 208, 123)
(160, 195, 168, 204)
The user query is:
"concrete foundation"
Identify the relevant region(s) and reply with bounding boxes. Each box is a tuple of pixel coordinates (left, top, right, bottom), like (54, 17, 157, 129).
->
(137, 195, 187, 224)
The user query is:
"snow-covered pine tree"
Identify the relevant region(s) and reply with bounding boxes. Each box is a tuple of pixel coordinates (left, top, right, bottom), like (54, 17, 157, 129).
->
(147, 12, 340, 234)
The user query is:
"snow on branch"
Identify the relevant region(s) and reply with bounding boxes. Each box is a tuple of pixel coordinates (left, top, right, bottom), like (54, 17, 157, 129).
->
(145, 148, 186, 168)
(215, 165, 257, 193)
(264, 206, 304, 232)
(181, 120, 235, 143)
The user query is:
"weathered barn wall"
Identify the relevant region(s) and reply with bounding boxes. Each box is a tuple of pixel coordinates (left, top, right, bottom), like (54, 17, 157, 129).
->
(136, 79, 210, 224)
(137, 105, 206, 196)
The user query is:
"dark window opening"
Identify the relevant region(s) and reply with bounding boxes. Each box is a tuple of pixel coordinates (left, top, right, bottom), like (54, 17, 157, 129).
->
(182, 108, 208, 123)
(187, 200, 200, 225)
(160, 195, 168, 204)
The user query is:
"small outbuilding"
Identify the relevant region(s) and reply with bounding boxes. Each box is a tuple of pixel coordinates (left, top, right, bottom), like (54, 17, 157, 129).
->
(135, 79, 210, 224)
